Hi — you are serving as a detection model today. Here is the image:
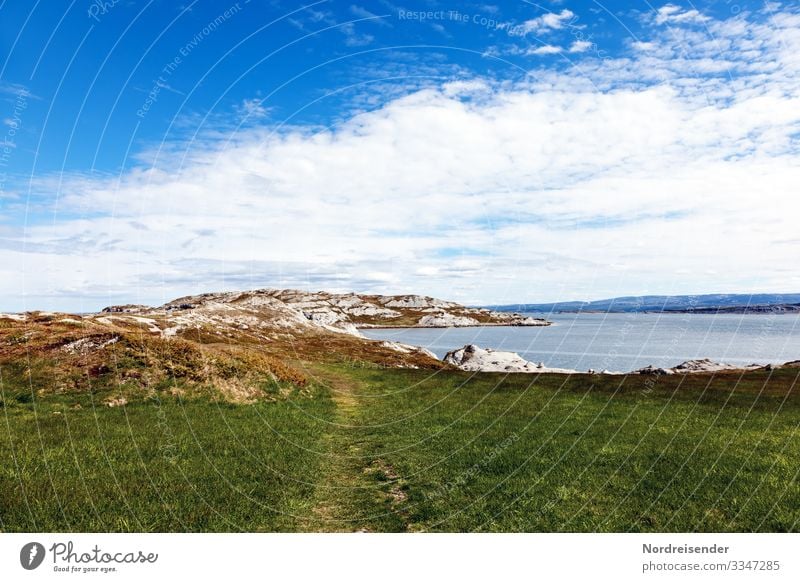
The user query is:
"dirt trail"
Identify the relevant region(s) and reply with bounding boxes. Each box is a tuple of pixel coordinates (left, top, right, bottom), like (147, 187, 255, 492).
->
(300, 365, 409, 532)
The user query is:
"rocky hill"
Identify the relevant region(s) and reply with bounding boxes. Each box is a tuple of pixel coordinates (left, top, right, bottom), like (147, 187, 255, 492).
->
(0, 289, 548, 404)
(139, 288, 550, 332)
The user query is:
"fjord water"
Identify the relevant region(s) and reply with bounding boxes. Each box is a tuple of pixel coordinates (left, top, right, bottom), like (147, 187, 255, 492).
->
(361, 313, 800, 372)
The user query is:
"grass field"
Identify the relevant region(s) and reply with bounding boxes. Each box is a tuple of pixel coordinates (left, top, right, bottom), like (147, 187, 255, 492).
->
(2, 363, 799, 532)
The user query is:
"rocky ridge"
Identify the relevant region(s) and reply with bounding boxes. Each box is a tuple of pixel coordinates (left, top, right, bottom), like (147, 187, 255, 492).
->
(101, 288, 550, 337)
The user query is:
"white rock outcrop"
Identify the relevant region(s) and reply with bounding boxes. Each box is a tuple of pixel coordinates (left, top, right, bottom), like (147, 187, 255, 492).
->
(418, 313, 481, 327)
(672, 359, 760, 373)
(379, 341, 438, 360)
(443, 344, 579, 374)
(0, 313, 27, 321)
(61, 336, 119, 355)
(442, 348, 769, 375)
(635, 358, 762, 375)
(382, 296, 458, 309)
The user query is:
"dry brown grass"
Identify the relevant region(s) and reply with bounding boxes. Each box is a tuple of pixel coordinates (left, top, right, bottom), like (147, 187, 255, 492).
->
(0, 308, 444, 405)
(0, 314, 311, 403)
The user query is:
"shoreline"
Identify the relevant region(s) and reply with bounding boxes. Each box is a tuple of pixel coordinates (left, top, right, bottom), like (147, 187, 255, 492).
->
(515, 310, 800, 315)
(438, 344, 800, 376)
(356, 322, 551, 329)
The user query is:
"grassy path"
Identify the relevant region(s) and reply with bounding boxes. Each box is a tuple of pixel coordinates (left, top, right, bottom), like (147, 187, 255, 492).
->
(300, 365, 409, 532)
(315, 366, 800, 532)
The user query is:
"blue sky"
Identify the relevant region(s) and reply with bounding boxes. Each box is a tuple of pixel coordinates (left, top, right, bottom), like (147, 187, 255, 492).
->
(1, 0, 799, 311)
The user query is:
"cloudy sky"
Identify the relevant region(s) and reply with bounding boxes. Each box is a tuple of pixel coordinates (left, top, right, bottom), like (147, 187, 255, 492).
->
(0, 0, 798, 311)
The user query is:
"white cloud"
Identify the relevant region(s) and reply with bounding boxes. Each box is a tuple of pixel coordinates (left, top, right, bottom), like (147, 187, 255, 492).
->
(441, 79, 491, 96)
(3, 6, 800, 310)
(517, 9, 575, 35)
(235, 98, 270, 121)
(527, 44, 562, 55)
(630, 41, 657, 51)
(568, 40, 593, 53)
(654, 4, 710, 25)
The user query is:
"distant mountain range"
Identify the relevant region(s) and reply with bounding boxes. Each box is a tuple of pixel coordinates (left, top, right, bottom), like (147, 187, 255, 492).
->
(488, 294, 800, 314)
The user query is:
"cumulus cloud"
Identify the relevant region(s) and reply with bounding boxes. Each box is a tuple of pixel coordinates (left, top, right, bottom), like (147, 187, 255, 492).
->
(527, 44, 562, 55)
(654, 3, 710, 25)
(568, 40, 593, 53)
(518, 9, 576, 35)
(630, 40, 657, 51)
(3, 5, 800, 310)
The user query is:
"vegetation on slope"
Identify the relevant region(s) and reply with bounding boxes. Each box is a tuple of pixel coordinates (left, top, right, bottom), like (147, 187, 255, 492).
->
(0, 313, 308, 405)
(0, 308, 442, 407)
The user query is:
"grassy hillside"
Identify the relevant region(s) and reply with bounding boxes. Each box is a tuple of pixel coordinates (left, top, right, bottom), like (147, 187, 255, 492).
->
(2, 363, 798, 532)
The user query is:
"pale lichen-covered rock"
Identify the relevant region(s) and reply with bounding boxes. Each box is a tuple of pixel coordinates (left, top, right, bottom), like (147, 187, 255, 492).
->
(94, 288, 553, 343)
(379, 341, 438, 361)
(101, 304, 151, 314)
(443, 344, 579, 374)
(61, 336, 119, 355)
(0, 313, 27, 321)
(345, 304, 400, 318)
(382, 295, 458, 309)
(487, 311, 549, 326)
(635, 358, 762, 375)
(418, 313, 481, 327)
(672, 359, 761, 373)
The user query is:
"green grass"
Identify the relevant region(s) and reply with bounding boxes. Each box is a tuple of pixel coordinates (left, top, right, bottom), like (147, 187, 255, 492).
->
(2, 365, 799, 532)
(345, 367, 800, 532)
(1, 387, 336, 532)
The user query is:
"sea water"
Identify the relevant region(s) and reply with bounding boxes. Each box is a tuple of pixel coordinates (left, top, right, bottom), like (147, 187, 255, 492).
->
(361, 313, 800, 372)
